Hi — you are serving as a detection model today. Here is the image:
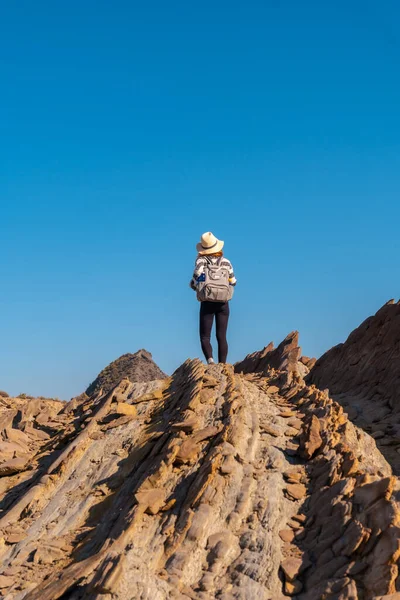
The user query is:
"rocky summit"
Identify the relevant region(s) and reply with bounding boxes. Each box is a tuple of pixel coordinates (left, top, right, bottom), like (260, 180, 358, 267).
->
(85, 350, 167, 397)
(1, 303, 400, 599)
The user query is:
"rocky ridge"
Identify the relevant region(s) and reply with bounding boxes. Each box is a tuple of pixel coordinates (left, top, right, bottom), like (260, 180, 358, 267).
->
(85, 350, 167, 397)
(309, 299, 400, 475)
(0, 304, 399, 599)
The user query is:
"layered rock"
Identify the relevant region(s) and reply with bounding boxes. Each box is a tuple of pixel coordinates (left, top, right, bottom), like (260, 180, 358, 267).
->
(286, 382, 400, 599)
(234, 331, 307, 386)
(0, 332, 399, 599)
(309, 299, 400, 474)
(0, 395, 65, 484)
(0, 350, 166, 519)
(85, 350, 167, 397)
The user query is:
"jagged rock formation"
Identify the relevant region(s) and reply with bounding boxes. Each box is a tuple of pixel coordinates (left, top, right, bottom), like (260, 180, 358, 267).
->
(0, 351, 166, 500)
(85, 350, 167, 397)
(1, 329, 400, 599)
(0, 395, 65, 480)
(309, 299, 400, 475)
(234, 331, 302, 378)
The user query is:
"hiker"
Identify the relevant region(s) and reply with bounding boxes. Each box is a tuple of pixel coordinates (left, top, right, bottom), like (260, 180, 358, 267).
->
(190, 232, 237, 364)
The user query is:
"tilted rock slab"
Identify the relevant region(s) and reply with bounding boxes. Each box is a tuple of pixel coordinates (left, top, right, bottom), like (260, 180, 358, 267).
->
(308, 299, 400, 474)
(0, 336, 399, 599)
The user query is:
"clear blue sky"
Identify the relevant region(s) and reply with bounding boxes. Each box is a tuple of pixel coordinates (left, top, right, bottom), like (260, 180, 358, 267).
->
(1, 1, 399, 399)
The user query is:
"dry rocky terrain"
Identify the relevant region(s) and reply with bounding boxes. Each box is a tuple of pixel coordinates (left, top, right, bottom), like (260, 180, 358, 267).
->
(309, 300, 400, 476)
(0, 303, 400, 599)
(85, 350, 167, 398)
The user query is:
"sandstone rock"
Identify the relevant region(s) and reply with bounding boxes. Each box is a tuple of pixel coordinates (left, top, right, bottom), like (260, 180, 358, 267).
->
(266, 385, 280, 394)
(353, 477, 394, 507)
(308, 300, 400, 473)
(235, 331, 301, 378)
(0, 575, 13, 589)
(287, 417, 303, 429)
(285, 443, 300, 456)
(6, 532, 26, 544)
(279, 410, 296, 418)
(200, 388, 217, 404)
(192, 426, 220, 443)
(101, 415, 135, 430)
(171, 417, 200, 433)
(283, 471, 302, 483)
(220, 455, 237, 475)
(85, 349, 167, 396)
(0, 456, 29, 476)
(285, 483, 307, 500)
(332, 519, 369, 556)
(292, 513, 307, 524)
(202, 374, 219, 388)
(281, 557, 307, 581)
(279, 529, 295, 542)
(135, 488, 166, 515)
(288, 519, 303, 529)
(300, 356, 317, 370)
(260, 424, 280, 437)
(4, 427, 30, 445)
(34, 545, 65, 564)
(285, 426, 300, 437)
(113, 402, 137, 417)
(0, 325, 399, 600)
(24, 425, 50, 440)
(300, 414, 322, 459)
(284, 579, 303, 595)
(1, 566, 22, 577)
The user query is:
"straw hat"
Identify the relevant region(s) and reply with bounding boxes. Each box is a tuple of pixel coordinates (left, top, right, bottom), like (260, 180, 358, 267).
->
(196, 231, 224, 255)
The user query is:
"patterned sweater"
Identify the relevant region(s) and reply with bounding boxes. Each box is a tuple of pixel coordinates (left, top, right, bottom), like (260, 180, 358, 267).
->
(190, 255, 237, 290)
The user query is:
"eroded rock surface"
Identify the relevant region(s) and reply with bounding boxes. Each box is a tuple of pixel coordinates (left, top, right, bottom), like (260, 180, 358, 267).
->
(309, 299, 400, 474)
(85, 350, 167, 397)
(0, 395, 65, 489)
(234, 331, 301, 378)
(0, 326, 399, 599)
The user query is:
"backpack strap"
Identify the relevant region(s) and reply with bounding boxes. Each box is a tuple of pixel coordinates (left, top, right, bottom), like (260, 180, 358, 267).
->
(204, 255, 222, 266)
(205, 256, 224, 266)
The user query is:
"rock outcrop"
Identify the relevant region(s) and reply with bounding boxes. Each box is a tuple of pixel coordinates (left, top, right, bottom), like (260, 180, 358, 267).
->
(85, 350, 167, 397)
(309, 299, 400, 474)
(0, 351, 166, 511)
(234, 331, 301, 377)
(1, 325, 399, 599)
(0, 394, 65, 484)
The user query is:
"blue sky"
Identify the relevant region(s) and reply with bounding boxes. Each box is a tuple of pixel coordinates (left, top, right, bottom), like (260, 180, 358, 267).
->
(1, 1, 399, 399)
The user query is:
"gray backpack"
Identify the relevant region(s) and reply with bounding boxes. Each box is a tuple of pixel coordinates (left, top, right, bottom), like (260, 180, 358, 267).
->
(197, 257, 233, 302)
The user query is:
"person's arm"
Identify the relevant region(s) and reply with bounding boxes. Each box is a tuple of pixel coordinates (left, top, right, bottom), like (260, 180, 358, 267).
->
(190, 257, 206, 290)
(227, 260, 237, 286)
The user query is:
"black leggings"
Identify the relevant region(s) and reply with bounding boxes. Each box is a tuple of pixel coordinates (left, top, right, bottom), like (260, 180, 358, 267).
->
(199, 301, 230, 363)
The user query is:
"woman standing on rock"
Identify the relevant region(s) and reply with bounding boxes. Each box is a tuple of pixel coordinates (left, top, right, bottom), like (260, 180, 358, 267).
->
(190, 232, 237, 364)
